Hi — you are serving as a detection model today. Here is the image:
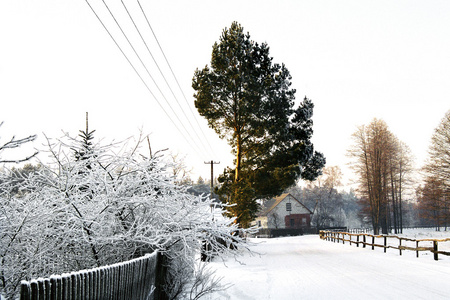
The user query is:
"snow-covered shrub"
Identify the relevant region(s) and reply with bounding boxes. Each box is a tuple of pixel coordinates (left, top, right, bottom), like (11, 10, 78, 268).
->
(0, 133, 247, 299)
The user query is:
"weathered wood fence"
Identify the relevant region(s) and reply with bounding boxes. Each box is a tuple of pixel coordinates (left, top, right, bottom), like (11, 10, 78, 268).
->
(320, 230, 450, 261)
(19, 251, 167, 300)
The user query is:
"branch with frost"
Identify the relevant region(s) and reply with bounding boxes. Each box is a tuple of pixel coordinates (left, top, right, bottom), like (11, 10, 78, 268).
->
(189, 262, 232, 300)
(0, 131, 252, 299)
(0, 122, 38, 163)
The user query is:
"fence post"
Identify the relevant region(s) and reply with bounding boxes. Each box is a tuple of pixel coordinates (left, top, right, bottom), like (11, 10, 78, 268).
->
(37, 279, 45, 300)
(434, 241, 438, 261)
(43, 278, 51, 300)
(356, 235, 359, 247)
(81, 272, 87, 299)
(416, 241, 419, 258)
(30, 281, 39, 300)
(154, 252, 169, 300)
(372, 236, 375, 250)
(363, 235, 366, 248)
(20, 281, 31, 300)
(399, 239, 402, 256)
(384, 236, 387, 253)
(49, 276, 58, 300)
(62, 275, 70, 300)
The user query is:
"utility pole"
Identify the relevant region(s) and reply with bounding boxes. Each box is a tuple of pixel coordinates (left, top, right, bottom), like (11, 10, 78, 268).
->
(204, 160, 220, 197)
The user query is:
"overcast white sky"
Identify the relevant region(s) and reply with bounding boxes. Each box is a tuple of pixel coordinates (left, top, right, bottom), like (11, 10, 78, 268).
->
(1, 0, 449, 187)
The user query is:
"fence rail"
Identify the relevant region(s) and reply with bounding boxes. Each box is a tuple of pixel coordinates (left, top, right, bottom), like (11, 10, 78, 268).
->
(19, 251, 164, 300)
(320, 230, 450, 261)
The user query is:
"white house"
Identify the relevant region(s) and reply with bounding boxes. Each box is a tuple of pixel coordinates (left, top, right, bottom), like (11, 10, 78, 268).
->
(253, 193, 313, 229)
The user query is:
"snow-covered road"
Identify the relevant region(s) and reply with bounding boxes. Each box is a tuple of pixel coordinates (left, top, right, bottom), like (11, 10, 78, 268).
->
(206, 235, 450, 299)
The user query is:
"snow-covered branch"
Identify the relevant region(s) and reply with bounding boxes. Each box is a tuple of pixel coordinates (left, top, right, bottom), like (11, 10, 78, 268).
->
(0, 122, 38, 164)
(0, 132, 250, 299)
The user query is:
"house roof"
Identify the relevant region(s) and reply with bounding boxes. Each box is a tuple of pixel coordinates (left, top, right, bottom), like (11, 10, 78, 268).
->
(258, 193, 312, 216)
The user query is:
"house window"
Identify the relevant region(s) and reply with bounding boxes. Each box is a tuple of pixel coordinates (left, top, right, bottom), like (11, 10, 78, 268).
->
(258, 220, 262, 227)
(286, 203, 292, 211)
(302, 217, 307, 226)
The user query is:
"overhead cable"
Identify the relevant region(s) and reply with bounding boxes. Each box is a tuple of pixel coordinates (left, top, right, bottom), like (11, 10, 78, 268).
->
(120, 0, 213, 158)
(136, 0, 217, 158)
(85, 0, 207, 158)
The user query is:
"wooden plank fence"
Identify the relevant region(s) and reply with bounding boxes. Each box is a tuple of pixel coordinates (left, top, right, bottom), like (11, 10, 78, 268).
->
(320, 230, 450, 261)
(19, 251, 167, 300)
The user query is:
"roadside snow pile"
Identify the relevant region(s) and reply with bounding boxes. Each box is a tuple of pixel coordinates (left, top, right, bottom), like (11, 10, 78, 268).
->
(205, 234, 450, 300)
(395, 228, 450, 254)
(400, 227, 450, 239)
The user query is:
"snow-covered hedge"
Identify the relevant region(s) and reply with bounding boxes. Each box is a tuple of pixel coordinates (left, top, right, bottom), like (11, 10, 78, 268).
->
(0, 133, 247, 299)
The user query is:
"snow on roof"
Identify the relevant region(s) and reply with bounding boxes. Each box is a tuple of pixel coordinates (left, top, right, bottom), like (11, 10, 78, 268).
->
(258, 193, 312, 216)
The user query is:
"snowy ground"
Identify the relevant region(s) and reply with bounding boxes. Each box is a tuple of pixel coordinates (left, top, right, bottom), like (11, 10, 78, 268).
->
(205, 230, 450, 300)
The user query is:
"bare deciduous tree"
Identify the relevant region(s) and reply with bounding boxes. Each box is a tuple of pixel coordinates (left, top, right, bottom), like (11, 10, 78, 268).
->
(307, 166, 345, 229)
(168, 151, 193, 184)
(268, 212, 283, 229)
(348, 119, 413, 234)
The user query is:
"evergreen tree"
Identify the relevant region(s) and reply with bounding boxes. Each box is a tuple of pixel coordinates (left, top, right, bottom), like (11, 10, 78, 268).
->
(193, 22, 325, 227)
(71, 112, 97, 201)
(73, 112, 96, 167)
(421, 109, 450, 229)
(423, 110, 450, 190)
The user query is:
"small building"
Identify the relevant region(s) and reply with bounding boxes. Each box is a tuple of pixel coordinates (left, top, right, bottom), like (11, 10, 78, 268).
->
(253, 193, 313, 229)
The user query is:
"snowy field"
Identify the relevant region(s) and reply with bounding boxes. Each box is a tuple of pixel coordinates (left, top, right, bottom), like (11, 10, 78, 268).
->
(206, 230, 450, 300)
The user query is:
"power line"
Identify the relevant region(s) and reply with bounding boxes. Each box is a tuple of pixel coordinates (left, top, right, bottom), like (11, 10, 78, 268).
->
(120, 0, 214, 158)
(84, 0, 207, 158)
(101, 0, 214, 159)
(100, 0, 197, 147)
(136, 0, 217, 158)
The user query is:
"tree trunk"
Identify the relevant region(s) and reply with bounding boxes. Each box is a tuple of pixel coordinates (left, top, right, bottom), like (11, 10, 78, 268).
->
(235, 129, 241, 182)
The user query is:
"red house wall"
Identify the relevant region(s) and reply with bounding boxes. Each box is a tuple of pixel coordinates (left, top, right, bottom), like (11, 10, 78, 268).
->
(284, 214, 311, 229)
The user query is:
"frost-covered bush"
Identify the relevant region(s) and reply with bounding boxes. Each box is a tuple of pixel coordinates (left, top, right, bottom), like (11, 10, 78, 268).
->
(0, 133, 246, 299)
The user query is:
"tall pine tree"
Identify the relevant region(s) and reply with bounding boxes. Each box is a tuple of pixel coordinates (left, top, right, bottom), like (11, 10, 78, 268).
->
(193, 22, 325, 227)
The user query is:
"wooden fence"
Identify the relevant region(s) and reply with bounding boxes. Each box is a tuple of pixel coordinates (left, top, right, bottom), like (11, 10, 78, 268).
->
(19, 251, 167, 300)
(320, 230, 450, 261)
